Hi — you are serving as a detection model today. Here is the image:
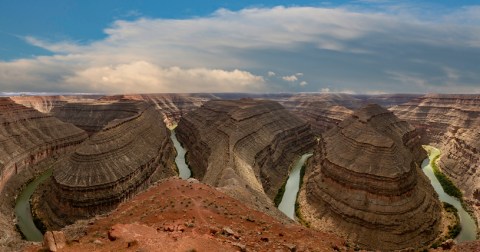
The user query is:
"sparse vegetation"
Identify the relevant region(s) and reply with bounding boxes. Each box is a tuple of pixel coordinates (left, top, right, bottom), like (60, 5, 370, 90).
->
(295, 163, 311, 227)
(443, 202, 462, 239)
(429, 151, 463, 199)
(274, 180, 287, 207)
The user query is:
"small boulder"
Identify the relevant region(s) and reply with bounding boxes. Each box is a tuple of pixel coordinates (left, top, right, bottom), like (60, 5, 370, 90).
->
(43, 231, 57, 252)
(52, 231, 66, 249)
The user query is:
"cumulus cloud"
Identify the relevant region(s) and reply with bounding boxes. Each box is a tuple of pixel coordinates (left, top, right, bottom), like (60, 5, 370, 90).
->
(1, 4, 480, 93)
(282, 75, 298, 82)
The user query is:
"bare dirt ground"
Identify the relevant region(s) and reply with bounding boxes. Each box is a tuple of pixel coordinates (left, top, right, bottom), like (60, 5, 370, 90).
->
(26, 177, 346, 252)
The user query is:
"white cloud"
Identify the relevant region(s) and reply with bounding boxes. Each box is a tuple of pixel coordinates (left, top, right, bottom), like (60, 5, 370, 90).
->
(282, 75, 298, 82)
(300, 81, 308, 86)
(320, 88, 331, 93)
(1, 5, 480, 93)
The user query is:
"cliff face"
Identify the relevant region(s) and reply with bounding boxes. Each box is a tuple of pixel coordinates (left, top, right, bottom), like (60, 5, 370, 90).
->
(438, 127, 480, 221)
(0, 98, 88, 193)
(390, 94, 480, 144)
(176, 99, 314, 217)
(0, 98, 88, 247)
(41, 101, 176, 228)
(10, 95, 100, 113)
(299, 104, 441, 250)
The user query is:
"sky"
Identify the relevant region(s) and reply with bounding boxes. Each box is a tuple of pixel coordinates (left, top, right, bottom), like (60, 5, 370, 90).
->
(1, 0, 480, 94)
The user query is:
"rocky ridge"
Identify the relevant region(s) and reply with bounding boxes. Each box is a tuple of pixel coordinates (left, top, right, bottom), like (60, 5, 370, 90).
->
(39, 101, 177, 228)
(26, 178, 345, 252)
(298, 104, 441, 250)
(176, 99, 315, 219)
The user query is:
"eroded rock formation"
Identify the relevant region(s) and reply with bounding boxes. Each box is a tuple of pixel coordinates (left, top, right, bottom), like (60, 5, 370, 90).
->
(176, 99, 314, 217)
(0, 97, 87, 248)
(391, 94, 480, 144)
(51, 100, 143, 134)
(438, 127, 480, 221)
(40, 101, 176, 228)
(299, 104, 441, 250)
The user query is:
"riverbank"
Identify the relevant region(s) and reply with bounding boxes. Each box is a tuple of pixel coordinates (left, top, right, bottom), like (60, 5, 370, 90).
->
(422, 145, 477, 242)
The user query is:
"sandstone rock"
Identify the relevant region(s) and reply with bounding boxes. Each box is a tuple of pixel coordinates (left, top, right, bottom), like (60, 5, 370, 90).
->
(52, 231, 66, 249)
(43, 231, 57, 252)
(42, 101, 177, 227)
(301, 104, 441, 250)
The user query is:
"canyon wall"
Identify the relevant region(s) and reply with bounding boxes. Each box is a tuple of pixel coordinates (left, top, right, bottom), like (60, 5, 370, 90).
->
(299, 104, 440, 250)
(176, 99, 314, 217)
(0, 98, 88, 247)
(40, 101, 177, 228)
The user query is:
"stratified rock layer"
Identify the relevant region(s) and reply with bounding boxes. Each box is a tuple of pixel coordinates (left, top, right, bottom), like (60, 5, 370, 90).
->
(51, 100, 142, 134)
(0, 98, 87, 247)
(438, 127, 480, 221)
(0, 98, 88, 193)
(42, 101, 176, 227)
(176, 99, 314, 216)
(391, 94, 480, 143)
(301, 104, 441, 250)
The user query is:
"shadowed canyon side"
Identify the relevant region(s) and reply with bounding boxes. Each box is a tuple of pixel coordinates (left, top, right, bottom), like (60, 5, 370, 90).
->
(38, 101, 177, 228)
(298, 104, 441, 250)
(176, 99, 315, 218)
(0, 98, 88, 246)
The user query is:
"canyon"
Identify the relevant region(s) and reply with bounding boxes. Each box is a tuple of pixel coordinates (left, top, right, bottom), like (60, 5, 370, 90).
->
(38, 100, 177, 229)
(0, 93, 479, 251)
(298, 104, 441, 250)
(176, 99, 315, 219)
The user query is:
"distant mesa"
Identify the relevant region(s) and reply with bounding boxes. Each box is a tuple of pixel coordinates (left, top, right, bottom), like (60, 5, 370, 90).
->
(39, 101, 177, 228)
(299, 104, 441, 250)
(176, 99, 315, 218)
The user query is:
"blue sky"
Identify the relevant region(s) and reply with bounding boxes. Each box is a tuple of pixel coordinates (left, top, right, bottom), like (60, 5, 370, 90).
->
(1, 0, 480, 94)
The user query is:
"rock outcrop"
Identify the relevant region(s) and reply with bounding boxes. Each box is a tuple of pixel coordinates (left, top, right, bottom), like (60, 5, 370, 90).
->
(40, 101, 177, 228)
(176, 99, 314, 217)
(299, 104, 441, 250)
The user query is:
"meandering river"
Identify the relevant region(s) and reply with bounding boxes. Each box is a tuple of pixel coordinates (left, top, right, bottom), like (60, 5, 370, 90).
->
(421, 146, 477, 242)
(170, 130, 191, 180)
(278, 153, 313, 219)
(14, 169, 52, 242)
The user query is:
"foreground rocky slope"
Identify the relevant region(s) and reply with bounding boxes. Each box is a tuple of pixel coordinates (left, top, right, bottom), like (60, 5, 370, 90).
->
(176, 99, 314, 218)
(38, 101, 177, 228)
(27, 178, 345, 252)
(0, 98, 88, 248)
(298, 104, 441, 250)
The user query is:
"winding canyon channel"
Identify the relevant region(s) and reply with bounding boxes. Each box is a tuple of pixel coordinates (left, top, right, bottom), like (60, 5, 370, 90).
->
(278, 153, 313, 219)
(14, 169, 52, 242)
(170, 129, 191, 180)
(421, 146, 477, 242)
